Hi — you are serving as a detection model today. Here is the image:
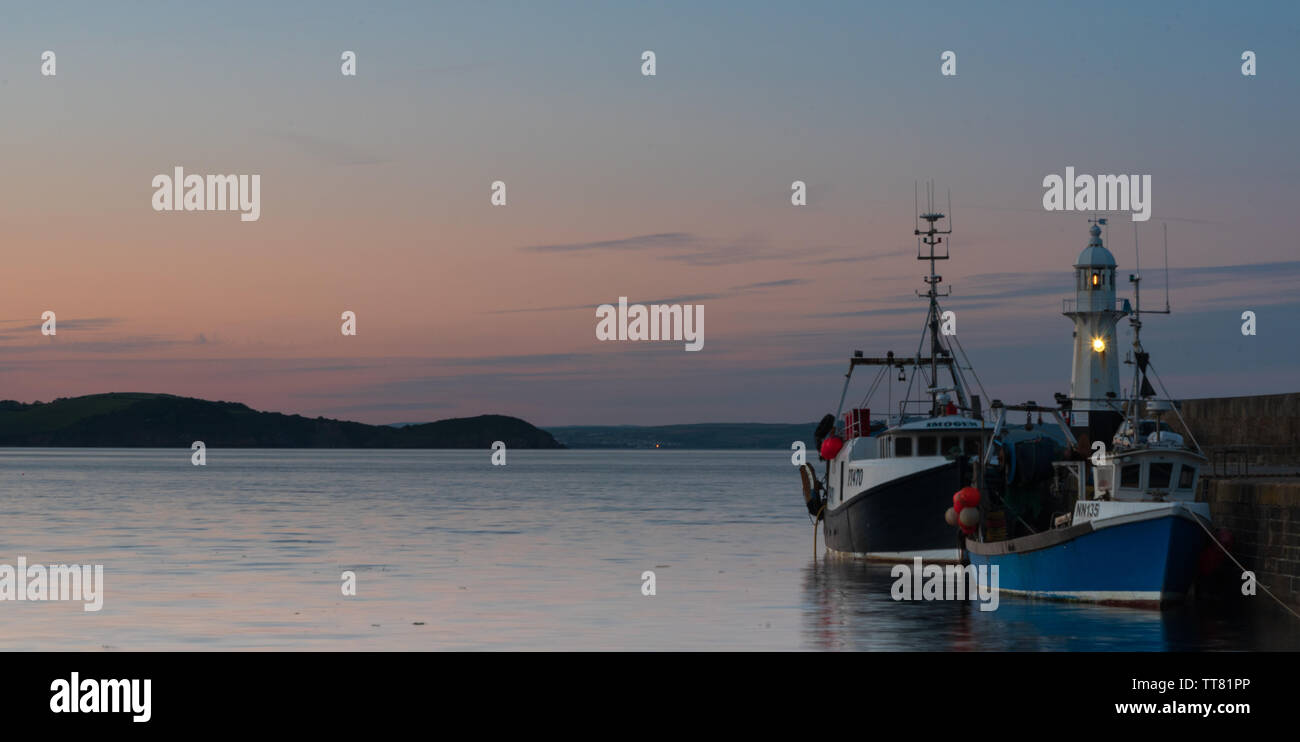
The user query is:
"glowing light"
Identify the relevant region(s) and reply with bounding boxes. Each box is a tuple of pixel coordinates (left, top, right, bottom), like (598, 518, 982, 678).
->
(1092, 337, 1106, 352)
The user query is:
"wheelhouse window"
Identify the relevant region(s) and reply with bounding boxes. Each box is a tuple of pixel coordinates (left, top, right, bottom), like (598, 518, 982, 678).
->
(941, 436, 960, 455)
(917, 436, 937, 456)
(1120, 464, 1141, 488)
(1177, 466, 1196, 489)
(1149, 463, 1173, 489)
(964, 436, 982, 457)
(894, 437, 912, 457)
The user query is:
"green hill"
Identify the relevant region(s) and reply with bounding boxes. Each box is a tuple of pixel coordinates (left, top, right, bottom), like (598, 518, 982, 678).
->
(0, 393, 563, 448)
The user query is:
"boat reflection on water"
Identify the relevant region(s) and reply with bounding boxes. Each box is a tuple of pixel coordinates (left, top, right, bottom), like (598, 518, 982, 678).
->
(799, 556, 1300, 651)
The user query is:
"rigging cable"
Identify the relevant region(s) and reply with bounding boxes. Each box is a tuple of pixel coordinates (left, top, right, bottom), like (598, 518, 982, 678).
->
(1143, 359, 1204, 454)
(1191, 512, 1300, 621)
(857, 364, 888, 410)
(948, 331, 991, 406)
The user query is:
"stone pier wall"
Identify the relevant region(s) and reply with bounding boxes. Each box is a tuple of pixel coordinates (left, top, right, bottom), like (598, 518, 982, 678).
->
(1198, 478, 1300, 607)
(1173, 392, 1300, 465)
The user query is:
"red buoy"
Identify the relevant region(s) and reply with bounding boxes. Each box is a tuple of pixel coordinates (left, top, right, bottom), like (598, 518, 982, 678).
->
(1198, 528, 1234, 577)
(957, 486, 981, 507)
(819, 435, 844, 460)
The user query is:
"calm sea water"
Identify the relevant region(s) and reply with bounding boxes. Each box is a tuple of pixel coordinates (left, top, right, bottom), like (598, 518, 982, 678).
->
(0, 448, 1295, 651)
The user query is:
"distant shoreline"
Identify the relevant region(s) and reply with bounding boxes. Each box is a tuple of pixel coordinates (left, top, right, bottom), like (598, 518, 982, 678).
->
(0, 393, 564, 449)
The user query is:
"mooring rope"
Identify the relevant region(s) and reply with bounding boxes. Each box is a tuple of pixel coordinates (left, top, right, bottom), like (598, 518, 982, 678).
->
(812, 503, 826, 555)
(1191, 512, 1300, 621)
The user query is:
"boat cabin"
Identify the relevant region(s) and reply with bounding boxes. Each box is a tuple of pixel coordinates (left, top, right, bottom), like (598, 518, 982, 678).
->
(871, 416, 988, 460)
(1100, 448, 1204, 503)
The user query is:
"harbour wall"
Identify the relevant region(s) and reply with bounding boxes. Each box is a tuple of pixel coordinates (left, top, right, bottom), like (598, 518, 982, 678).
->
(1198, 478, 1300, 607)
(1173, 392, 1300, 466)
(1177, 393, 1300, 605)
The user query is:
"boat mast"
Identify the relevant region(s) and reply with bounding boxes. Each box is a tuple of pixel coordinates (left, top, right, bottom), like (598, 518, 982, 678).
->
(914, 183, 960, 413)
(836, 186, 982, 426)
(1124, 222, 1174, 435)
(1129, 258, 1142, 433)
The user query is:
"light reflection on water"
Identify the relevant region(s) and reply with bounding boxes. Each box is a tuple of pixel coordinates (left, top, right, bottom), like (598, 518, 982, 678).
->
(0, 448, 1294, 650)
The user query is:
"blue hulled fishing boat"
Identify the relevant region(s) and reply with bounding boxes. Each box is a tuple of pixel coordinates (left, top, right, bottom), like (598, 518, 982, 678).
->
(965, 222, 1211, 606)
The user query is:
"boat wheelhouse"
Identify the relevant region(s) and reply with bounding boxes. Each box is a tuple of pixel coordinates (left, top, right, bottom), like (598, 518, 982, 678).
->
(1102, 402, 1205, 502)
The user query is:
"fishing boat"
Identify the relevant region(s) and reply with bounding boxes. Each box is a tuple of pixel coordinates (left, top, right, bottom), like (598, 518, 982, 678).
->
(797, 186, 993, 563)
(965, 222, 1211, 606)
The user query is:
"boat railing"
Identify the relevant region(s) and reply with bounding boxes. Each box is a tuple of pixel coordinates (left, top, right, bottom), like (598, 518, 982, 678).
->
(896, 399, 937, 418)
(1062, 298, 1127, 314)
(1202, 443, 1299, 470)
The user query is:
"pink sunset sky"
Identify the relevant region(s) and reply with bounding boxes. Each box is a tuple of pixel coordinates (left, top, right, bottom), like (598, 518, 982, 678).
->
(2, 2, 1297, 425)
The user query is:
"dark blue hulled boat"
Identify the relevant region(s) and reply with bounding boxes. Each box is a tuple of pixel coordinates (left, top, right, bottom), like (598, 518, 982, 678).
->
(967, 498, 1209, 605)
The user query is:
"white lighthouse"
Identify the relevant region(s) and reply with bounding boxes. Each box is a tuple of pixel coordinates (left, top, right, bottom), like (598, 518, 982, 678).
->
(1063, 219, 1127, 441)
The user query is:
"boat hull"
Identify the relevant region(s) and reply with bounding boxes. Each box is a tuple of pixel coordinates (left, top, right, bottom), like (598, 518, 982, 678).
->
(823, 460, 964, 562)
(966, 504, 1209, 606)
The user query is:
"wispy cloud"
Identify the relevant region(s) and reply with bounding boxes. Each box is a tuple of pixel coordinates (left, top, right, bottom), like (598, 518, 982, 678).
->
(0, 317, 121, 337)
(0, 336, 202, 354)
(484, 293, 728, 314)
(0, 318, 217, 355)
(730, 278, 808, 291)
(803, 306, 928, 320)
(522, 232, 824, 267)
(799, 248, 912, 265)
(523, 232, 693, 253)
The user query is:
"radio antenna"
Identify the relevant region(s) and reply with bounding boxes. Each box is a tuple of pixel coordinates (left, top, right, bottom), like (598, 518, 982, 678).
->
(1163, 222, 1171, 312)
(1134, 222, 1140, 276)
(946, 188, 953, 233)
(914, 182, 919, 234)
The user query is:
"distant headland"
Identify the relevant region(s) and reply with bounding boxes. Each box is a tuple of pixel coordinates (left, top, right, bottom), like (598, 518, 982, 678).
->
(0, 393, 564, 449)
